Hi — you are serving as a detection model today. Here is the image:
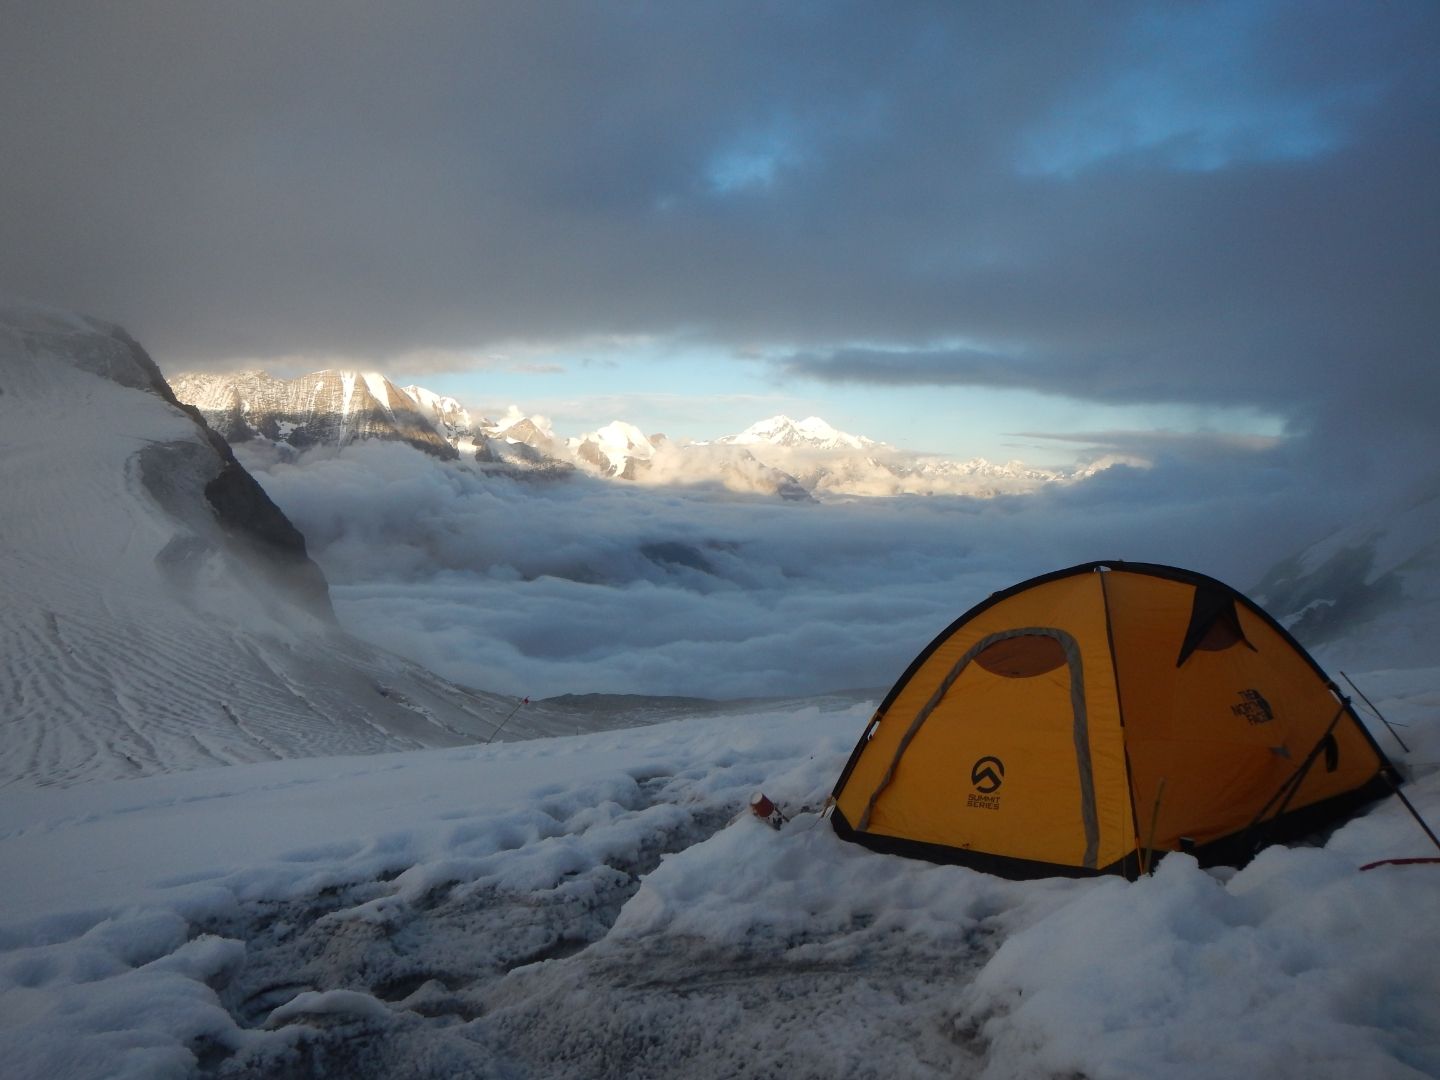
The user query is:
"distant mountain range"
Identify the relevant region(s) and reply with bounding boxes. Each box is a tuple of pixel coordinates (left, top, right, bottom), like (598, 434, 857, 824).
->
(172, 369, 459, 460)
(174, 369, 1102, 500)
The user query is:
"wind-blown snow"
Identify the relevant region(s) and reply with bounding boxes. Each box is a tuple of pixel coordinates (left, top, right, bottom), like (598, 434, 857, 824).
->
(1, 681, 1436, 1079)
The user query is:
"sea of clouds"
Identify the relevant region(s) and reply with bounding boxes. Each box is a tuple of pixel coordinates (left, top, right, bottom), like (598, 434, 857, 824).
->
(240, 441, 1348, 701)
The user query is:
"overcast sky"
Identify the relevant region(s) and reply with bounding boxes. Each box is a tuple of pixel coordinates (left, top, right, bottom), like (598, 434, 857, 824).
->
(3, 1, 1437, 464)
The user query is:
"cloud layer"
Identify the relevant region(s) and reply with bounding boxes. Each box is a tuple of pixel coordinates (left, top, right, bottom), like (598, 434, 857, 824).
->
(244, 441, 1351, 700)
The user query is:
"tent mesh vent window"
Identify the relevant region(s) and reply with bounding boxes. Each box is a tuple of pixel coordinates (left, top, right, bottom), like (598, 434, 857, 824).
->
(974, 634, 1068, 678)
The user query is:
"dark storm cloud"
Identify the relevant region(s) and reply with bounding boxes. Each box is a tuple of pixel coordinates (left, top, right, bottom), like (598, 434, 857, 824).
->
(1018, 429, 1281, 466)
(2, 1, 1436, 465)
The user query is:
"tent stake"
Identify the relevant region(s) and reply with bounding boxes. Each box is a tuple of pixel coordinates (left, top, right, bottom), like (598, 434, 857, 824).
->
(1339, 671, 1411, 754)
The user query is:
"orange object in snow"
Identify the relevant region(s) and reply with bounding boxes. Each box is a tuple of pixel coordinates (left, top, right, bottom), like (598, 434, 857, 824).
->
(751, 792, 786, 829)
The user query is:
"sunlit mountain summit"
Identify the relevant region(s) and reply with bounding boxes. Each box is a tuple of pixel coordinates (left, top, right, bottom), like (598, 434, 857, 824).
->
(716, 414, 878, 452)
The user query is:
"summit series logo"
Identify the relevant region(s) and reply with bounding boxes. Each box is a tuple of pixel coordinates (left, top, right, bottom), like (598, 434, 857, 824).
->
(968, 756, 1005, 810)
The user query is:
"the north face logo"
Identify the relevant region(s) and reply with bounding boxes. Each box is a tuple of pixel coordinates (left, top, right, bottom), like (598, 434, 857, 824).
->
(1231, 689, 1274, 725)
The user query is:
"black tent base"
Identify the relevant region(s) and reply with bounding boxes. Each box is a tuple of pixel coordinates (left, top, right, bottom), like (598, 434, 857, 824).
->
(831, 773, 1395, 882)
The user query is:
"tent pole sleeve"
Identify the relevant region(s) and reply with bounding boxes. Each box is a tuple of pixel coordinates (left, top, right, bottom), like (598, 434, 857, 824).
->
(855, 627, 1099, 870)
(1140, 777, 1167, 876)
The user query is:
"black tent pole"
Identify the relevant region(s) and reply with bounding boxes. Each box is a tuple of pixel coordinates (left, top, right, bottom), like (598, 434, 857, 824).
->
(1240, 703, 1348, 856)
(484, 697, 529, 745)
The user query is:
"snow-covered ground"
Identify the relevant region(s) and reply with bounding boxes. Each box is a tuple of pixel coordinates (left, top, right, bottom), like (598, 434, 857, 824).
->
(3, 677, 1438, 1080)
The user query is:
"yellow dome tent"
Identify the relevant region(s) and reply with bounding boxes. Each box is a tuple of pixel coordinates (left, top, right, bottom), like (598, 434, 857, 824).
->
(831, 561, 1397, 879)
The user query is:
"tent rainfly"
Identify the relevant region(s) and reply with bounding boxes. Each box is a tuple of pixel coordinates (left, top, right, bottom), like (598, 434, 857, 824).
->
(831, 561, 1397, 880)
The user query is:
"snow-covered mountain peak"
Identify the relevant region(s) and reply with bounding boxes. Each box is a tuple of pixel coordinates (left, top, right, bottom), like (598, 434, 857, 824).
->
(402, 383, 476, 441)
(488, 406, 557, 443)
(593, 420, 655, 455)
(570, 420, 659, 478)
(720, 414, 876, 451)
(403, 383, 467, 417)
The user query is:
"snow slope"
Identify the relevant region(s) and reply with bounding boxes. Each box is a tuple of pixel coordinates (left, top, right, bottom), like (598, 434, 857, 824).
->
(0, 302, 586, 788)
(1257, 473, 1440, 672)
(1, 682, 1437, 1079)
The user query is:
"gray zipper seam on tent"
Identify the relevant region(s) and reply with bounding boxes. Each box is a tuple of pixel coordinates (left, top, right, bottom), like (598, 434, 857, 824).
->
(856, 626, 1099, 869)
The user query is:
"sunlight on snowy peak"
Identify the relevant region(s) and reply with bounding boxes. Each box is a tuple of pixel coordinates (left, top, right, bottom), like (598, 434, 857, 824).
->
(173, 371, 1113, 500)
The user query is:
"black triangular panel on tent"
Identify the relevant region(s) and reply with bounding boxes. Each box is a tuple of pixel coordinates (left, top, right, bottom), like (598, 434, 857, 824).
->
(1175, 584, 1256, 666)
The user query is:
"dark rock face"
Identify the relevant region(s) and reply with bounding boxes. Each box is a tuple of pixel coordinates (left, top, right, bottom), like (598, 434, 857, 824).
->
(574, 438, 616, 477)
(87, 337, 338, 620)
(199, 438, 335, 619)
(1253, 542, 1403, 646)
(172, 370, 459, 460)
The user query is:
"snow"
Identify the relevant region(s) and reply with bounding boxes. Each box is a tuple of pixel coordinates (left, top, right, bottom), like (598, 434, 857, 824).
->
(360, 371, 391, 412)
(6, 299, 1440, 1078)
(400, 384, 474, 441)
(2, 684, 1438, 1079)
(339, 370, 357, 419)
(580, 419, 657, 474)
(721, 413, 875, 451)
